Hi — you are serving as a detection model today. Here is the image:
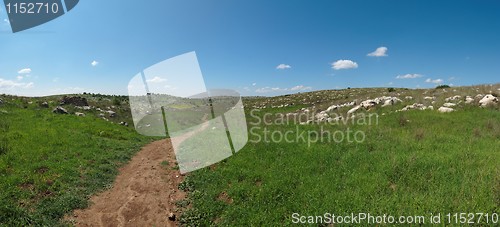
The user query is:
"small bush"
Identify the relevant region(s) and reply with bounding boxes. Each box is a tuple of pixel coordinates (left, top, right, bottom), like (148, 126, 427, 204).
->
(435, 85, 450, 89)
(112, 98, 121, 106)
(387, 87, 396, 92)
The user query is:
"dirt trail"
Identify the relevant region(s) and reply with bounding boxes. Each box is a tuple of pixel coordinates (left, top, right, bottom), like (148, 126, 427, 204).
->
(69, 119, 211, 226)
(68, 139, 182, 226)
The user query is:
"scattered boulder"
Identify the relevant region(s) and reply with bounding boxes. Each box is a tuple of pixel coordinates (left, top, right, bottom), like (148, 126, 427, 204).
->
(465, 96, 474, 104)
(438, 107, 454, 113)
(75, 112, 85, 117)
(119, 121, 129, 126)
(315, 111, 329, 122)
(347, 105, 361, 115)
(399, 103, 427, 111)
(445, 95, 461, 102)
(40, 101, 49, 108)
(52, 106, 68, 114)
(360, 100, 377, 109)
(60, 96, 88, 106)
(381, 97, 402, 107)
(479, 94, 498, 107)
(107, 110, 116, 117)
(326, 104, 338, 112)
(443, 103, 457, 107)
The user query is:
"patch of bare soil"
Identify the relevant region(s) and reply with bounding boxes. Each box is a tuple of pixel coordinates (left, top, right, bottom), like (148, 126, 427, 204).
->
(67, 139, 186, 227)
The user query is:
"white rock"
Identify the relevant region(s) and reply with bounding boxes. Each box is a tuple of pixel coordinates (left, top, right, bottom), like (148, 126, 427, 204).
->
(465, 96, 474, 104)
(326, 105, 338, 112)
(438, 107, 454, 113)
(479, 94, 498, 107)
(445, 95, 461, 102)
(443, 103, 456, 107)
(347, 105, 361, 115)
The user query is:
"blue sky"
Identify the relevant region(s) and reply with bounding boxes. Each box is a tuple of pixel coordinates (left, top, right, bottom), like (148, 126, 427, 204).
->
(1, 0, 499, 96)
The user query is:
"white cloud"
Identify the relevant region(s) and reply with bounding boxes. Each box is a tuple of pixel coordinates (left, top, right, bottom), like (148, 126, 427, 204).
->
(255, 85, 312, 93)
(91, 60, 99, 66)
(396, 73, 422, 79)
(252, 83, 256, 86)
(146, 76, 167, 83)
(332, 60, 358, 70)
(0, 78, 34, 89)
(425, 78, 444, 84)
(3, 19, 9, 25)
(255, 87, 287, 93)
(276, 64, 291, 70)
(18, 68, 32, 74)
(367, 47, 388, 57)
(52, 77, 59, 82)
(16, 75, 23, 80)
(50, 87, 86, 94)
(290, 85, 312, 91)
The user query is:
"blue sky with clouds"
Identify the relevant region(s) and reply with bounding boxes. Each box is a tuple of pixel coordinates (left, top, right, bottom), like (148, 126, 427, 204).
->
(1, 0, 499, 96)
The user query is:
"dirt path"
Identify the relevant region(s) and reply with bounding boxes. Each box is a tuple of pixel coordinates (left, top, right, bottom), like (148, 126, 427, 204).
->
(68, 139, 184, 226)
(68, 119, 211, 227)
(67, 119, 209, 226)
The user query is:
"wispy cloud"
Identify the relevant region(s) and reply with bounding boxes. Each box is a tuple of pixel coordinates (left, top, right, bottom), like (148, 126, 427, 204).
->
(332, 60, 358, 70)
(91, 60, 99, 67)
(50, 86, 86, 94)
(3, 19, 9, 25)
(0, 78, 34, 89)
(255, 85, 311, 93)
(367, 47, 388, 57)
(425, 78, 444, 84)
(290, 85, 312, 91)
(146, 76, 167, 83)
(256, 87, 287, 93)
(16, 75, 23, 81)
(276, 64, 291, 70)
(18, 68, 32, 74)
(396, 73, 422, 79)
(252, 82, 257, 86)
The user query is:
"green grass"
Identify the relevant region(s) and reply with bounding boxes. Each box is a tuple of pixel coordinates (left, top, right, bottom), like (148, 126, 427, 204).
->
(179, 107, 500, 226)
(0, 98, 154, 226)
(1, 85, 499, 226)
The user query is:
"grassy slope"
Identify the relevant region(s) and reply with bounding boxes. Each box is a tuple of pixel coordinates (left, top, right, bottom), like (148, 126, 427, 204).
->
(178, 89, 500, 225)
(0, 97, 153, 226)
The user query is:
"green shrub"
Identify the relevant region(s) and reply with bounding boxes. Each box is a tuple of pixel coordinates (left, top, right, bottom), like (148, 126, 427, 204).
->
(435, 84, 450, 89)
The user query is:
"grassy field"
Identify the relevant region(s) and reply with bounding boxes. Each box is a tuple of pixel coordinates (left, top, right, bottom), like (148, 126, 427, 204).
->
(0, 85, 499, 226)
(0, 95, 153, 226)
(177, 86, 500, 225)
